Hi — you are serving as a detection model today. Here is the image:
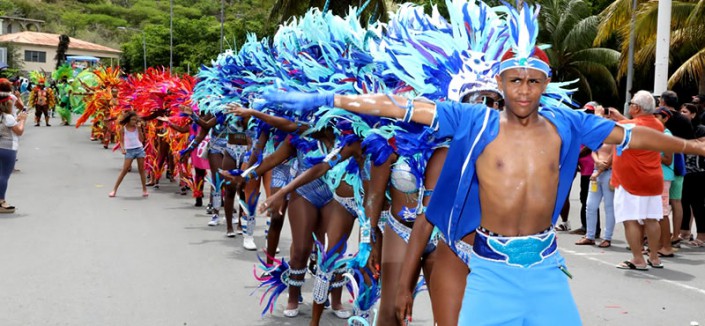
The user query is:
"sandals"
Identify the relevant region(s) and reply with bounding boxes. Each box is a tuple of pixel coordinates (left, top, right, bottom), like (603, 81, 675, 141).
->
(554, 222, 570, 231)
(688, 239, 705, 247)
(575, 237, 595, 245)
(598, 240, 611, 248)
(616, 260, 648, 270)
(108, 191, 116, 198)
(647, 259, 664, 269)
(0, 201, 15, 213)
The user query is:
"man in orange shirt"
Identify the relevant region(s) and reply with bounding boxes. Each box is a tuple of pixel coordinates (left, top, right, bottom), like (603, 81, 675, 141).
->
(610, 90, 666, 270)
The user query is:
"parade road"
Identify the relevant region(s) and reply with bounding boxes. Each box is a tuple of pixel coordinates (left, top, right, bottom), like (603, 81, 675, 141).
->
(1, 115, 703, 325)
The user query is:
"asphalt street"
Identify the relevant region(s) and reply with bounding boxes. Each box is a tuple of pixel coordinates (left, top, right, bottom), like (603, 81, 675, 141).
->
(0, 115, 703, 326)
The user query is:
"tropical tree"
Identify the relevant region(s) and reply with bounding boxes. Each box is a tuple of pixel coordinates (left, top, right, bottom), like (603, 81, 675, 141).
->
(269, 0, 393, 25)
(55, 34, 70, 69)
(596, 0, 705, 94)
(538, 0, 621, 105)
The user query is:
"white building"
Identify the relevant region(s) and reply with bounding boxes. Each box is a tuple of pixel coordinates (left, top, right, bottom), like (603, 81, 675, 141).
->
(0, 31, 121, 72)
(0, 16, 44, 34)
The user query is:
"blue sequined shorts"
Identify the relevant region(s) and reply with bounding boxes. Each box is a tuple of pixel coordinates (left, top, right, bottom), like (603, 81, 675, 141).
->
(271, 161, 293, 189)
(224, 144, 247, 166)
(295, 177, 333, 209)
(208, 137, 228, 155)
(387, 210, 441, 256)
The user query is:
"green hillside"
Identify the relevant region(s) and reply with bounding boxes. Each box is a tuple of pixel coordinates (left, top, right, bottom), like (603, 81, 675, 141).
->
(0, 0, 277, 73)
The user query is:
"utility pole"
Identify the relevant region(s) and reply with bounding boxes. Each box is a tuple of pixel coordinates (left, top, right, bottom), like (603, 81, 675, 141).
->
(170, 0, 173, 72)
(653, 0, 672, 95)
(220, 0, 224, 53)
(624, 0, 637, 113)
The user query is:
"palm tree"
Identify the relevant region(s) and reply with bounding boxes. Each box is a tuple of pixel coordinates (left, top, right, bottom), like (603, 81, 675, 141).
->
(538, 0, 621, 105)
(595, 0, 705, 94)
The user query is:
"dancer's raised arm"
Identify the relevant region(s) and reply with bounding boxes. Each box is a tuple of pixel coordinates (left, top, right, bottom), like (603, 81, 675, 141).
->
(262, 91, 437, 126)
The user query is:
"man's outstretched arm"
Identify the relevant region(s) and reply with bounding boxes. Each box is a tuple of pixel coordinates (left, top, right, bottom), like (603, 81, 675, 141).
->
(333, 94, 436, 126)
(604, 125, 705, 156)
(263, 91, 437, 126)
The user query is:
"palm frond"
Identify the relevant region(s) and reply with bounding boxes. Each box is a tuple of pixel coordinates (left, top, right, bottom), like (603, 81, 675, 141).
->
(571, 47, 620, 70)
(686, 0, 705, 26)
(595, 0, 646, 46)
(571, 60, 619, 96)
(668, 47, 705, 88)
(554, 0, 591, 39)
(633, 35, 657, 68)
(671, 1, 699, 31)
(563, 15, 599, 52)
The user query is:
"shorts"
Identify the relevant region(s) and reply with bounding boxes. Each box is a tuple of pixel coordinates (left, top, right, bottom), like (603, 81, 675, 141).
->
(295, 177, 333, 209)
(271, 161, 293, 189)
(208, 137, 228, 155)
(458, 229, 581, 325)
(614, 186, 663, 224)
(125, 147, 146, 159)
(661, 180, 671, 216)
(35, 104, 49, 117)
(224, 144, 247, 166)
(669, 176, 684, 200)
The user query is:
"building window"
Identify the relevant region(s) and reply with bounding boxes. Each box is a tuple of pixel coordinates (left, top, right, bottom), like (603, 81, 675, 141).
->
(24, 50, 46, 63)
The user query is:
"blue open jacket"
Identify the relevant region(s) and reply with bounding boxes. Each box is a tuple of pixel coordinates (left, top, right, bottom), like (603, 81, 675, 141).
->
(426, 101, 617, 244)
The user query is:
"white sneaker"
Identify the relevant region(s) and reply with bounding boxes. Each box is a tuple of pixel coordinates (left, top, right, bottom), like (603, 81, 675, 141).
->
(332, 309, 352, 319)
(208, 214, 220, 226)
(283, 308, 299, 318)
(243, 235, 257, 251)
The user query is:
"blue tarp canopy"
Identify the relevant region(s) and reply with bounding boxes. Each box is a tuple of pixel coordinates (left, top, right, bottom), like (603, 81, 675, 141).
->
(66, 56, 100, 62)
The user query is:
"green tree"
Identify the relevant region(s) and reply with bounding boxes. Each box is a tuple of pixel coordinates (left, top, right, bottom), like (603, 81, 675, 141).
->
(596, 0, 705, 94)
(269, 0, 393, 26)
(0, 42, 23, 73)
(538, 0, 620, 105)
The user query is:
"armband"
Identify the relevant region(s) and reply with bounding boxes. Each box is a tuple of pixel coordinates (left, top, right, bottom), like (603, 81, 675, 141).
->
(402, 98, 415, 123)
(616, 123, 635, 156)
(430, 108, 440, 131)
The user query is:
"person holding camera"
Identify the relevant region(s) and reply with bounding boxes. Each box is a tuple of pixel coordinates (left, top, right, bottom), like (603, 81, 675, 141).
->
(0, 89, 28, 213)
(108, 111, 148, 198)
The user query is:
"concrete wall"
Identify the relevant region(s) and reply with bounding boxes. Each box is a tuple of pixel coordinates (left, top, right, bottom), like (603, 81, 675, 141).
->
(0, 18, 42, 35)
(16, 44, 120, 72)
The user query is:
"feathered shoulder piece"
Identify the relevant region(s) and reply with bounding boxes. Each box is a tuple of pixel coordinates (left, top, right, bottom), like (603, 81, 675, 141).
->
(52, 64, 74, 82)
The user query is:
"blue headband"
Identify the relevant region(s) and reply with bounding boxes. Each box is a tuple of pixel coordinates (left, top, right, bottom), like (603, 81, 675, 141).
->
(498, 57, 551, 77)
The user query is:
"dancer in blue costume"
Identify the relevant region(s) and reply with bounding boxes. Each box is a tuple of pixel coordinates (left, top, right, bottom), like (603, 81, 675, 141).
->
(252, 108, 374, 319)
(260, 2, 705, 324)
(365, 1, 508, 324)
(241, 110, 293, 264)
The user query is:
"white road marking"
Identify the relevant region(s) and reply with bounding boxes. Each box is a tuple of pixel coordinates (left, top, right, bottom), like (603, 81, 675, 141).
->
(560, 248, 705, 296)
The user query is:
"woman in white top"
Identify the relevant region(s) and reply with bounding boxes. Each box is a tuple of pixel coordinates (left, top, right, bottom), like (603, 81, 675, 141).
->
(109, 111, 148, 197)
(0, 91, 28, 213)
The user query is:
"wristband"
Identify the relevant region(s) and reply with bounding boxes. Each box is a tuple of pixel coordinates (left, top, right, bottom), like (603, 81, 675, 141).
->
(189, 113, 199, 121)
(402, 98, 415, 123)
(242, 165, 259, 182)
